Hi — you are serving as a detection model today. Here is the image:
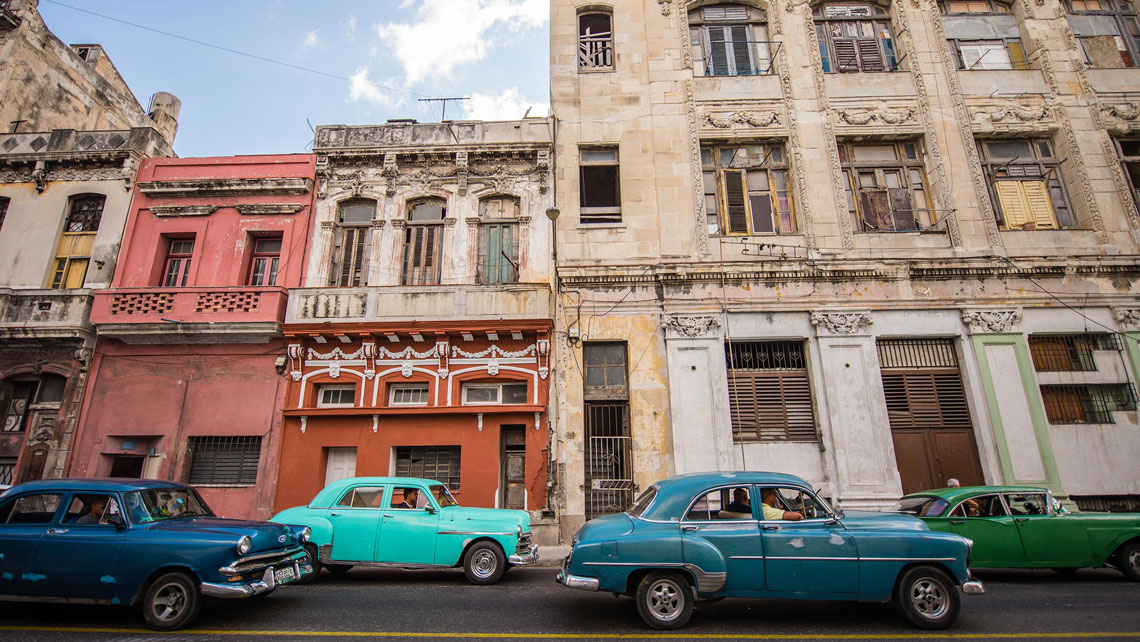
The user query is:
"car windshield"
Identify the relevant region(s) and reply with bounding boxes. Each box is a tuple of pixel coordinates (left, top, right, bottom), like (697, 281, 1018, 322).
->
(125, 488, 212, 523)
(894, 496, 949, 517)
(429, 484, 459, 507)
(629, 487, 658, 518)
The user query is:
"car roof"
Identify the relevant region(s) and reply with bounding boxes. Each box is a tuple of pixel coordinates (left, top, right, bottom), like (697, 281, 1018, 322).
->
(0, 478, 191, 497)
(902, 485, 1050, 505)
(309, 476, 444, 508)
(642, 471, 813, 521)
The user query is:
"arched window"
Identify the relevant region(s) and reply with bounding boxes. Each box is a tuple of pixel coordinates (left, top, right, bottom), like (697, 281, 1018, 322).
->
(578, 9, 614, 70)
(478, 196, 520, 284)
(1065, 0, 1140, 67)
(50, 193, 105, 289)
(813, 2, 898, 73)
(329, 199, 376, 287)
(402, 198, 445, 286)
(689, 4, 774, 76)
(939, 0, 1026, 70)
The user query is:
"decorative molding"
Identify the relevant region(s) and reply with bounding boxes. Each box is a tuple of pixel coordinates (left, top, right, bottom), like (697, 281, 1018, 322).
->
(971, 104, 1050, 124)
(149, 205, 218, 217)
(662, 315, 722, 339)
(137, 177, 313, 198)
(684, 79, 710, 256)
(319, 220, 335, 230)
(1113, 307, 1140, 331)
(383, 152, 399, 197)
(836, 107, 915, 126)
(1099, 102, 1140, 130)
(299, 416, 307, 433)
(810, 311, 873, 336)
(234, 203, 305, 215)
(703, 111, 781, 129)
(961, 308, 1022, 334)
(1060, 119, 1108, 243)
(456, 150, 469, 196)
(771, 0, 815, 251)
(657, 0, 672, 16)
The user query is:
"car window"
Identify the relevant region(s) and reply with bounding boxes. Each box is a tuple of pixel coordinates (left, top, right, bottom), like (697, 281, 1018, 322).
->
(125, 488, 212, 523)
(63, 494, 121, 525)
(5, 493, 63, 525)
(760, 487, 830, 520)
(428, 484, 458, 507)
(895, 496, 949, 517)
(629, 487, 657, 518)
(949, 494, 1007, 518)
(1005, 492, 1049, 516)
(337, 486, 385, 508)
(391, 486, 427, 509)
(685, 487, 754, 521)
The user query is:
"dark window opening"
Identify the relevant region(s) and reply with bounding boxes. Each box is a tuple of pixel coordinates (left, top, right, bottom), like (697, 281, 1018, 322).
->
(330, 199, 376, 287)
(839, 141, 932, 232)
(579, 148, 621, 224)
(65, 194, 105, 232)
(394, 446, 461, 489)
(578, 11, 614, 70)
(187, 436, 262, 486)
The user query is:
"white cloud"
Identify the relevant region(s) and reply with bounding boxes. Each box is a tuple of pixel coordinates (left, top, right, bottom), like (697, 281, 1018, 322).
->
(303, 30, 321, 49)
(374, 0, 547, 85)
(348, 66, 397, 106)
(464, 88, 548, 121)
(343, 16, 357, 41)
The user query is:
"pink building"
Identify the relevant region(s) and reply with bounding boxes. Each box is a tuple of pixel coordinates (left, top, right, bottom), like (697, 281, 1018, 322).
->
(72, 154, 316, 519)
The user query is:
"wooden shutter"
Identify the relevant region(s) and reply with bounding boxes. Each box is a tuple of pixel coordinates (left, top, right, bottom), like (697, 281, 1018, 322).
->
(888, 187, 917, 231)
(728, 372, 816, 441)
(856, 38, 885, 71)
(1021, 180, 1058, 228)
(834, 38, 859, 71)
(994, 181, 1029, 228)
(880, 372, 972, 430)
(730, 25, 752, 75)
(708, 27, 731, 75)
(722, 170, 749, 233)
(403, 225, 442, 285)
(859, 189, 892, 230)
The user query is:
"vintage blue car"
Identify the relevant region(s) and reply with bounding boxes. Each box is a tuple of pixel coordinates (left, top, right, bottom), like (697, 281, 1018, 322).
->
(0, 478, 314, 630)
(558, 472, 983, 630)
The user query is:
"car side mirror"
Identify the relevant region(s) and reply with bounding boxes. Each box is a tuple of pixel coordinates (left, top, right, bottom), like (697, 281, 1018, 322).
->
(425, 505, 437, 514)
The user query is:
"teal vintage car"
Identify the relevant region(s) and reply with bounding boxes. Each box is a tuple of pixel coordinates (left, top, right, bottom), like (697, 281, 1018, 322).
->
(558, 472, 983, 630)
(896, 485, 1140, 580)
(270, 477, 537, 585)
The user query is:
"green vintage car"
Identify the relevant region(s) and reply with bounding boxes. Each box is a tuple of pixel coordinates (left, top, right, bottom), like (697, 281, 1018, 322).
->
(270, 477, 537, 585)
(896, 486, 1140, 580)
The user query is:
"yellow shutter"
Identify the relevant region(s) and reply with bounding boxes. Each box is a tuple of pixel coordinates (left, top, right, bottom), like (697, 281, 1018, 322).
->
(63, 259, 89, 288)
(995, 181, 1029, 229)
(1021, 180, 1058, 229)
(55, 232, 95, 258)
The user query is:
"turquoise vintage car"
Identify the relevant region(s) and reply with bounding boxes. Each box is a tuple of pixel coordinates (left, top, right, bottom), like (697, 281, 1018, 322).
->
(558, 472, 983, 630)
(896, 485, 1140, 580)
(270, 476, 537, 584)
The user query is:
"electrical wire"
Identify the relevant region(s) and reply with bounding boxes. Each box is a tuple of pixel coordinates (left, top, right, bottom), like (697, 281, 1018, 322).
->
(41, 0, 430, 99)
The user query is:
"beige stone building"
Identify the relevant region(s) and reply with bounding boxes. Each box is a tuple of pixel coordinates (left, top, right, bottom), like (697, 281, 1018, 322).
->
(550, 0, 1140, 538)
(0, 0, 178, 485)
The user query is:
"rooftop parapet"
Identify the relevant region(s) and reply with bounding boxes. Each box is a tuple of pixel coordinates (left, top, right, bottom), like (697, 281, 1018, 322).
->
(314, 118, 551, 153)
(0, 127, 173, 162)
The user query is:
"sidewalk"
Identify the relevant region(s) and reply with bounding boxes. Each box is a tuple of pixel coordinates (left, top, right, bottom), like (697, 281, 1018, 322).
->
(534, 545, 570, 568)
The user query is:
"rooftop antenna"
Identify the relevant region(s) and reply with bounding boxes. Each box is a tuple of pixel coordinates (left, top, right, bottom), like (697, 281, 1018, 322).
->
(416, 97, 470, 122)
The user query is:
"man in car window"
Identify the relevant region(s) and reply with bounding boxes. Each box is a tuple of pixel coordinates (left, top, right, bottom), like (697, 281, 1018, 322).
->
(396, 488, 420, 509)
(760, 488, 803, 521)
(75, 497, 108, 524)
(725, 488, 752, 514)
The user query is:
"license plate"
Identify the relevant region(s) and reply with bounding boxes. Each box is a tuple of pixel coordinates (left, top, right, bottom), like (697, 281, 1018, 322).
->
(274, 567, 295, 584)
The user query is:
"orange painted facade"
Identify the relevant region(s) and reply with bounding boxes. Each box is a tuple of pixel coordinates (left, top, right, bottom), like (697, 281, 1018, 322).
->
(272, 320, 552, 513)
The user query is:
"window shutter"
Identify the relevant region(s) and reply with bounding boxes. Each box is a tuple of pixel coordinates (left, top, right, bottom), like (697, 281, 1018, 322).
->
(994, 181, 1030, 228)
(728, 372, 816, 441)
(708, 27, 731, 75)
(856, 38, 885, 71)
(834, 38, 859, 71)
(858, 189, 892, 231)
(723, 6, 749, 20)
(887, 187, 917, 231)
(477, 225, 489, 284)
(1022, 180, 1058, 228)
(424, 226, 438, 280)
(730, 25, 752, 75)
(722, 170, 749, 233)
(1008, 40, 1027, 69)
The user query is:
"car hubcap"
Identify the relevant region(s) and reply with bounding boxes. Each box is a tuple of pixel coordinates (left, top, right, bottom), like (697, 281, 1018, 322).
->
(472, 549, 498, 579)
(647, 579, 683, 621)
(1129, 550, 1140, 573)
(910, 578, 948, 620)
(152, 582, 186, 622)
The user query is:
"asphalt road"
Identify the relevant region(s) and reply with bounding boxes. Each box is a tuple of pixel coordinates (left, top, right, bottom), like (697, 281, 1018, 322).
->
(1, 566, 1138, 642)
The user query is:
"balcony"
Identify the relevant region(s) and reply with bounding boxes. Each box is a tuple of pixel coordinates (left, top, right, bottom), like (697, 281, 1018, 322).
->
(90, 286, 288, 344)
(285, 284, 552, 324)
(0, 289, 93, 339)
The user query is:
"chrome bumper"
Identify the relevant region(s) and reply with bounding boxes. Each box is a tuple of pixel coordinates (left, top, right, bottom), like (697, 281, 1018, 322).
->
(202, 556, 314, 599)
(556, 569, 600, 591)
(961, 579, 985, 595)
(509, 545, 539, 566)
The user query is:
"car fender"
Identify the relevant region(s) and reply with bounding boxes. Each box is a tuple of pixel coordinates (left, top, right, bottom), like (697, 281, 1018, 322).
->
(270, 508, 333, 547)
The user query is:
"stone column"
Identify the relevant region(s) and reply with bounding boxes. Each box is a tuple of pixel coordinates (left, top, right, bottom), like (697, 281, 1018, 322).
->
(811, 310, 901, 509)
(662, 314, 732, 474)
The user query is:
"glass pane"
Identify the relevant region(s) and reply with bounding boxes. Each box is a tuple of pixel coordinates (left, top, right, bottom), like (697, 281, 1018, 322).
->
(859, 172, 877, 188)
(703, 171, 718, 195)
(585, 366, 605, 387)
(884, 171, 903, 188)
(255, 238, 282, 253)
(409, 200, 445, 221)
(605, 344, 626, 365)
(746, 169, 769, 191)
(1036, 140, 1053, 158)
(340, 201, 375, 223)
(604, 366, 625, 387)
(36, 375, 65, 403)
(750, 195, 775, 233)
(720, 148, 737, 166)
(985, 140, 1032, 159)
(770, 146, 784, 163)
(581, 149, 617, 163)
(250, 258, 266, 285)
(503, 384, 528, 404)
(585, 346, 605, 367)
(852, 145, 898, 162)
(701, 148, 713, 165)
(704, 194, 719, 216)
(465, 386, 498, 404)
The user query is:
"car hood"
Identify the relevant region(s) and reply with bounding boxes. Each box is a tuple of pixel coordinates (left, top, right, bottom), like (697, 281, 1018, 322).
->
(575, 512, 635, 544)
(839, 509, 929, 531)
(441, 506, 530, 530)
(148, 516, 297, 551)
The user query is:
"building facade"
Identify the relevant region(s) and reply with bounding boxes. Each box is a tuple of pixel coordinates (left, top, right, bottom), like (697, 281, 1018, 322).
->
(72, 154, 317, 519)
(550, 0, 1140, 538)
(273, 121, 557, 541)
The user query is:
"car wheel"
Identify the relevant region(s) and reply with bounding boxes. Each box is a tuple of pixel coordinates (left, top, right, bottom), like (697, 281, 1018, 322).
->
(325, 564, 353, 575)
(1114, 541, 1140, 581)
(635, 571, 693, 630)
(142, 571, 202, 631)
(463, 541, 506, 585)
(294, 543, 320, 585)
(893, 565, 960, 630)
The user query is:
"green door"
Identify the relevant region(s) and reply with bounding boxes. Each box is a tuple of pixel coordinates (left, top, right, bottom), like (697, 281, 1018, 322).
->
(1005, 492, 1094, 566)
(375, 485, 440, 564)
(928, 493, 1025, 566)
(327, 485, 385, 562)
(481, 223, 516, 284)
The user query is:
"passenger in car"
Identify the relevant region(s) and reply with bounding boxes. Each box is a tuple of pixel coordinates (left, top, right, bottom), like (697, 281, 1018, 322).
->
(760, 488, 803, 521)
(74, 497, 108, 524)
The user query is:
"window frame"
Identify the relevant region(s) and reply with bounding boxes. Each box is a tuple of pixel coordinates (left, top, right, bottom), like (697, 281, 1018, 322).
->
(579, 147, 622, 225)
(838, 140, 933, 232)
(949, 38, 1027, 70)
(813, 2, 899, 73)
(2, 493, 63, 525)
(1065, 0, 1140, 68)
(726, 340, 818, 442)
(977, 137, 1074, 230)
(689, 5, 775, 77)
(578, 9, 615, 71)
(461, 381, 529, 406)
(247, 235, 283, 287)
(389, 383, 429, 407)
(162, 238, 194, 288)
(393, 446, 462, 490)
(402, 198, 445, 286)
(329, 199, 376, 288)
(317, 383, 357, 408)
(477, 196, 520, 285)
(584, 342, 629, 400)
(701, 143, 795, 236)
(1115, 137, 1140, 215)
(940, 0, 1013, 13)
(0, 196, 8, 232)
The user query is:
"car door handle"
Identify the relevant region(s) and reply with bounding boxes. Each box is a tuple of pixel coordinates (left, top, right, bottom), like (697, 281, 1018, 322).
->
(950, 520, 964, 525)
(1015, 517, 1029, 523)
(762, 525, 780, 531)
(47, 528, 68, 535)
(329, 512, 341, 517)
(681, 524, 699, 531)
(383, 514, 395, 518)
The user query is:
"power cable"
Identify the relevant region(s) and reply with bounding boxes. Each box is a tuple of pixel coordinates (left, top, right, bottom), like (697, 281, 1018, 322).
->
(41, 0, 430, 99)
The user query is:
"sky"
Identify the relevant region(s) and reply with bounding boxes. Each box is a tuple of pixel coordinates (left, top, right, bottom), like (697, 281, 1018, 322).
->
(37, 0, 551, 158)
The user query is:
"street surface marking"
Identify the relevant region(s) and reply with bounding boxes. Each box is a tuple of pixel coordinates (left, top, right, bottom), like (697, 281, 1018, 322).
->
(1, 627, 1139, 639)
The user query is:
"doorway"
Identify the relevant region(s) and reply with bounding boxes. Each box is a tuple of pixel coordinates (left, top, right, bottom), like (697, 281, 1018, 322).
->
(500, 425, 526, 509)
(324, 447, 358, 487)
(108, 455, 144, 478)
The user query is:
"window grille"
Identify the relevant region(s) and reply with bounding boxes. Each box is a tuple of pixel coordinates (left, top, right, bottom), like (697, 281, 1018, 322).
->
(187, 436, 261, 486)
(726, 341, 816, 441)
(64, 195, 105, 232)
(1040, 383, 1138, 424)
(584, 402, 634, 520)
(1029, 333, 1120, 372)
(2, 381, 36, 432)
(394, 446, 461, 489)
(0, 457, 15, 485)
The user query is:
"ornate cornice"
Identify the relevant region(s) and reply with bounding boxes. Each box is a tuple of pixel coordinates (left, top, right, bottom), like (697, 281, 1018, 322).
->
(149, 205, 218, 217)
(811, 311, 873, 336)
(662, 315, 722, 339)
(961, 308, 1022, 334)
(835, 107, 916, 127)
(234, 203, 306, 216)
(138, 177, 313, 198)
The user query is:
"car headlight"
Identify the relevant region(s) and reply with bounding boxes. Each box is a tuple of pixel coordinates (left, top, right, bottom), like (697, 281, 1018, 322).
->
(298, 526, 311, 543)
(237, 535, 252, 555)
(517, 524, 523, 537)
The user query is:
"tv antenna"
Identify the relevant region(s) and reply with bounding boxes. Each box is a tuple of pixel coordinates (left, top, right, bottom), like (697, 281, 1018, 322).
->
(417, 97, 470, 122)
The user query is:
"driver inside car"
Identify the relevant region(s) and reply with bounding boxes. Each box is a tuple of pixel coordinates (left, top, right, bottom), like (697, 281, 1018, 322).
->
(760, 487, 804, 521)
